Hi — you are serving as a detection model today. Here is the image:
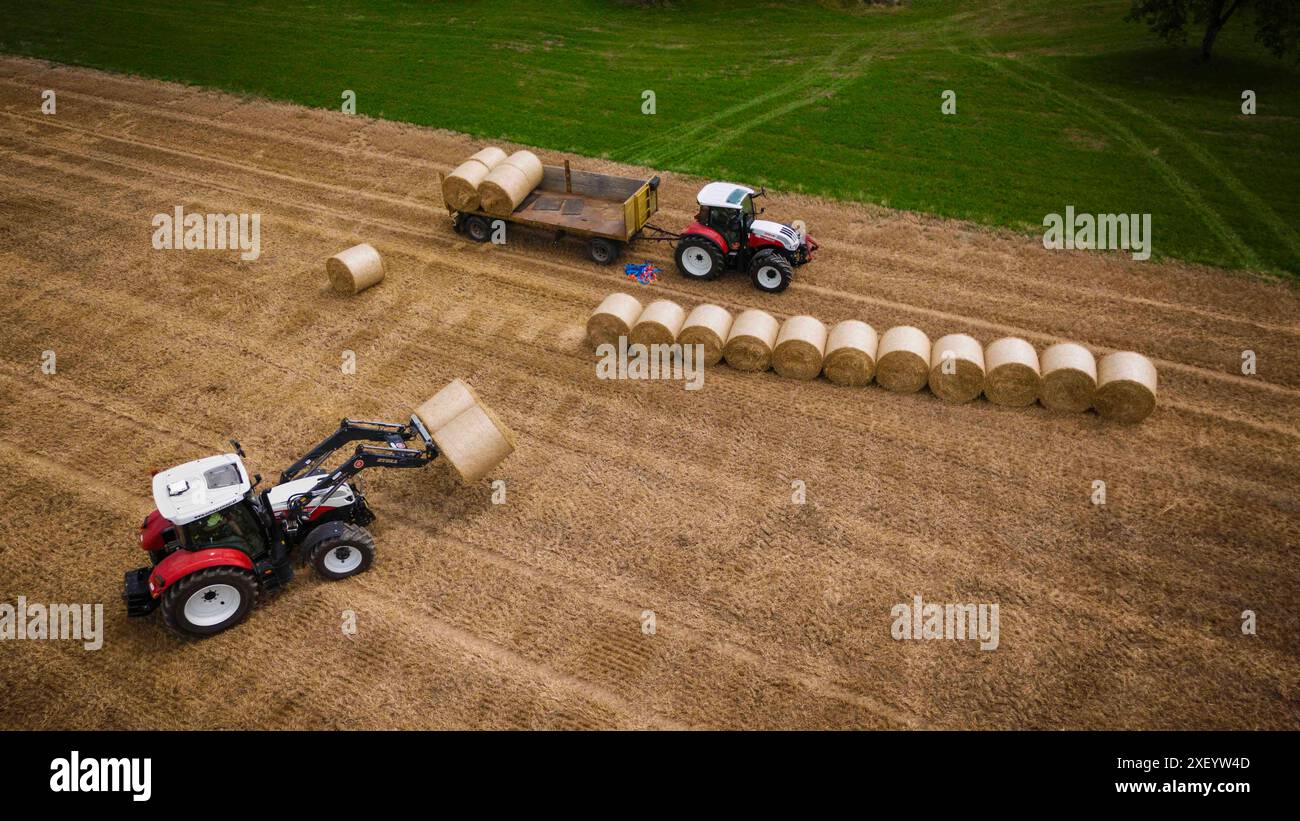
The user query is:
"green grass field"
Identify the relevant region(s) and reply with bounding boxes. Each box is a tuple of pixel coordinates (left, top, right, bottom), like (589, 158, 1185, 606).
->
(4, 0, 1297, 276)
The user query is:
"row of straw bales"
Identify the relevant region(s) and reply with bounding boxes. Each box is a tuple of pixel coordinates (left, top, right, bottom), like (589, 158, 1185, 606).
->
(587, 293, 1157, 422)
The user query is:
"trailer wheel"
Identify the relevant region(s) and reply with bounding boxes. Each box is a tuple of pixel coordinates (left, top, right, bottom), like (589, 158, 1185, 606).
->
(309, 523, 376, 581)
(749, 252, 793, 293)
(589, 238, 620, 265)
(674, 238, 723, 281)
(162, 566, 259, 638)
(463, 215, 491, 243)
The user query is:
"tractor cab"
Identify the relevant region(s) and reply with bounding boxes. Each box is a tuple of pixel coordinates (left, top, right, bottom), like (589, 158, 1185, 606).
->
(695, 182, 757, 249)
(150, 454, 274, 558)
(674, 182, 817, 293)
(152, 454, 252, 529)
(177, 499, 268, 558)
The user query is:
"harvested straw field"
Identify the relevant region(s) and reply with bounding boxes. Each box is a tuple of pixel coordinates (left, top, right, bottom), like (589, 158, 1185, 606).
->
(0, 58, 1297, 730)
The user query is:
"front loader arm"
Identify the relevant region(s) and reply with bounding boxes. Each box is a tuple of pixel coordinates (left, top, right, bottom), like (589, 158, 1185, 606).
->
(279, 417, 434, 484)
(281, 415, 438, 521)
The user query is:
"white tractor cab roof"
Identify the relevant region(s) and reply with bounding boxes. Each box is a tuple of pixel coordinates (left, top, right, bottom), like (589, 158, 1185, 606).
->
(697, 182, 755, 210)
(152, 454, 252, 526)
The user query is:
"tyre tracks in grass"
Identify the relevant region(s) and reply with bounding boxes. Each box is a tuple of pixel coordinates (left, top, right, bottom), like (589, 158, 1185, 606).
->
(953, 44, 1262, 271)
(617, 37, 863, 165)
(1014, 55, 1300, 265)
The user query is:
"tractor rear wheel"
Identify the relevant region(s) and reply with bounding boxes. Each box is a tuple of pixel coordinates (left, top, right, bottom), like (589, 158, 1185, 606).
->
(309, 522, 376, 581)
(749, 252, 794, 293)
(162, 566, 259, 638)
(674, 238, 723, 281)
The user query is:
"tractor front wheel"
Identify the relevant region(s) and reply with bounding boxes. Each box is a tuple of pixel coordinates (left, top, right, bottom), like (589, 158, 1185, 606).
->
(749, 252, 794, 294)
(162, 566, 259, 638)
(309, 523, 377, 581)
(674, 238, 723, 281)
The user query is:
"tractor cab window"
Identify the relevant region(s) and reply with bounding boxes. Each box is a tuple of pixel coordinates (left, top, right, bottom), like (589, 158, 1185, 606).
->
(704, 205, 743, 245)
(182, 502, 267, 558)
(203, 463, 242, 489)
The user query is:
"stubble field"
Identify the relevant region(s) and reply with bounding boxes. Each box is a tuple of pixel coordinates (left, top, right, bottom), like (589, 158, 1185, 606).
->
(0, 57, 1296, 729)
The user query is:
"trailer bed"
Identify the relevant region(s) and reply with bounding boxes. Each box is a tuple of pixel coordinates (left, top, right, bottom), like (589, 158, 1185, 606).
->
(513, 188, 630, 238)
(453, 163, 659, 242)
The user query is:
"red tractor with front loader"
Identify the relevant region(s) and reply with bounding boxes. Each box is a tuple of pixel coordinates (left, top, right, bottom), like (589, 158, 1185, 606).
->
(123, 416, 438, 637)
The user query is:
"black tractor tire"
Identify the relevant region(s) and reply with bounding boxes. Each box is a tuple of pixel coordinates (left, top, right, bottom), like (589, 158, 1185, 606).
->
(589, 237, 621, 265)
(674, 237, 724, 281)
(749, 251, 794, 293)
(463, 215, 492, 243)
(162, 566, 260, 638)
(308, 522, 376, 581)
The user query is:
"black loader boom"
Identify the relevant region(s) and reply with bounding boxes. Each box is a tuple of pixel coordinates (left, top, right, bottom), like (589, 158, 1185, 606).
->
(276, 415, 438, 526)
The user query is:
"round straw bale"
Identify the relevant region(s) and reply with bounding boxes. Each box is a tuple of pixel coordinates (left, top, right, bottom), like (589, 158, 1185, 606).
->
(1094, 351, 1158, 423)
(772, 315, 828, 380)
(468, 146, 508, 168)
(723, 309, 780, 372)
(629, 299, 686, 347)
(677, 304, 733, 366)
(1039, 342, 1097, 413)
(875, 326, 931, 393)
(326, 243, 385, 295)
(478, 150, 545, 216)
(414, 378, 482, 433)
(504, 149, 544, 179)
(442, 166, 483, 212)
(586, 293, 643, 349)
(821, 320, 878, 386)
(442, 147, 508, 211)
(929, 334, 985, 402)
(982, 337, 1041, 407)
(432, 403, 516, 483)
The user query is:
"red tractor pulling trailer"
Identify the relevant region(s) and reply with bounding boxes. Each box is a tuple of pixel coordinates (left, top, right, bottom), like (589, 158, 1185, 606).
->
(672, 181, 818, 293)
(448, 164, 817, 293)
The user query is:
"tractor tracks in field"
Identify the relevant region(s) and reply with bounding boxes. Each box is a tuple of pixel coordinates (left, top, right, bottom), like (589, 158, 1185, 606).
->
(5, 111, 1298, 418)
(6, 236, 1296, 621)
(7, 148, 1299, 452)
(638, 41, 884, 169)
(0, 362, 918, 728)
(6, 136, 1300, 448)
(5, 184, 1294, 722)
(19, 214, 1285, 729)
(3, 72, 1294, 336)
